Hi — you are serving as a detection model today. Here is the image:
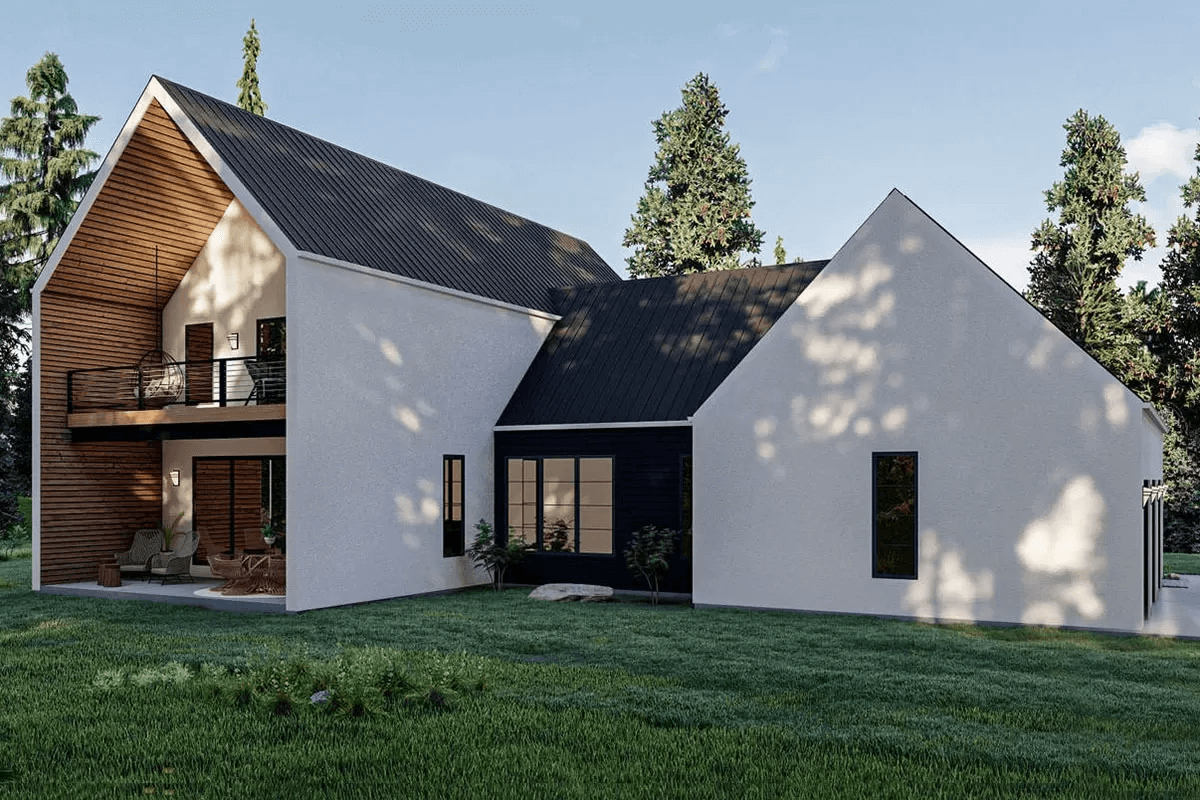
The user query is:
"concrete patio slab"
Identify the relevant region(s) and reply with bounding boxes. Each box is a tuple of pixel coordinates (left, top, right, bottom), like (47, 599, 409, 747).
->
(1143, 576, 1200, 639)
(41, 578, 289, 613)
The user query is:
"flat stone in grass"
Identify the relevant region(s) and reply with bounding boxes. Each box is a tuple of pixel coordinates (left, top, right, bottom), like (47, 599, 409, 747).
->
(529, 583, 613, 602)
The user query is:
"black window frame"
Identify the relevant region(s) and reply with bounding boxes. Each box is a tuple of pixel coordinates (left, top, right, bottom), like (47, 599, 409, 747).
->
(442, 454, 465, 557)
(872, 451, 918, 580)
(504, 455, 614, 555)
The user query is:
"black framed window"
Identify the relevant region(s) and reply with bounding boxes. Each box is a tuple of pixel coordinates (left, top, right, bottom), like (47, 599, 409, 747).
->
(255, 317, 286, 404)
(872, 452, 917, 579)
(506, 456, 613, 554)
(443, 455, 464, 557)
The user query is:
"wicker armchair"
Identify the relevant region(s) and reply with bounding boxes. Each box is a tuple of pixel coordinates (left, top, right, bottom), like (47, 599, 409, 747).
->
(149, 530, 198, 584)
(114, 528, 162, 578)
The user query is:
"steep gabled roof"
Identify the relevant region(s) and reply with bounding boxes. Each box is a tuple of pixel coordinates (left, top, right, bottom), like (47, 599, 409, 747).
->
(155, 77, 619, 313)
(497, 262, 829, 426)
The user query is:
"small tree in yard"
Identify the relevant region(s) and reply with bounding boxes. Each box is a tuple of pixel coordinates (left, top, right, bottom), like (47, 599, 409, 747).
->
(624, 525, 677, 605)
(467, 519, 530, 590)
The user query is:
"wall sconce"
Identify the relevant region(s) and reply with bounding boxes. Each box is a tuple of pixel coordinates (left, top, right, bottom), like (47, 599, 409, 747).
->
(169, 469, 180, 486)
(227, 332, 239, 350)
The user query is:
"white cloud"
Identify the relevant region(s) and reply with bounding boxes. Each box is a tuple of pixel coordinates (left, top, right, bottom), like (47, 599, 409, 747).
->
(1126, 122, 1198, 182)
(757, 28, 788, 72)
(966, 234, 1033, 292)
(716, 23, 738, 38)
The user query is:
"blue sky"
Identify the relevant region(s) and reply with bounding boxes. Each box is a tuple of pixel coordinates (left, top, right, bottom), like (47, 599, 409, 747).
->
(3, 1, 1199, 290)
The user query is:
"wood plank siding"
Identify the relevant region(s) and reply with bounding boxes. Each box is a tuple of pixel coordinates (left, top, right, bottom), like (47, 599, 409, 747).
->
(39, 100, 234, 585)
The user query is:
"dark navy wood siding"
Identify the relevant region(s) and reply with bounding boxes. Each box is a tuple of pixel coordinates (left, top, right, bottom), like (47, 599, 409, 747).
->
(494, 426, 692, 592)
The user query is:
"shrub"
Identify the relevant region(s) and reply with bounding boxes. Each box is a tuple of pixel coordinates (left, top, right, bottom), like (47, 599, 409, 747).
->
(467, 519, 530, 590)
(624, 525, 678, 605)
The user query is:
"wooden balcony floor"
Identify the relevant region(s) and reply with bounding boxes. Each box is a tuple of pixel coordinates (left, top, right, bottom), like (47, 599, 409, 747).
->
(68, 403, 285, 429)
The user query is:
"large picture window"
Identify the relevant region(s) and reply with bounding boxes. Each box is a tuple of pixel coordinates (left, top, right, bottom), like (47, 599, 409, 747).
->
(872, 452, 917, 579)
(506, 456, 613, 554)
(443, 455, 464, 557)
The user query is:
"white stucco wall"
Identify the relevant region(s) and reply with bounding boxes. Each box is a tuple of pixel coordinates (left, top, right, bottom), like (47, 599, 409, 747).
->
(692, 191, 1151, 633)
(284, 255, 557, 611)
(162, 198, 285, 369)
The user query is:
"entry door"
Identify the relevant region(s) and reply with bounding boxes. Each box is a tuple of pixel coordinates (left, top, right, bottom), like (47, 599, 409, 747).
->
(185, 323, 214, 404)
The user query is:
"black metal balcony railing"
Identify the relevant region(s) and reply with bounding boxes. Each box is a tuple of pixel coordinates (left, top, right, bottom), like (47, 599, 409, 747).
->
(67, 356, 285, 413)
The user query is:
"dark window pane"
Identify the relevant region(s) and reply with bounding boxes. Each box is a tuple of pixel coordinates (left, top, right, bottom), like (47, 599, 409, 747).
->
(873, 453, 917, 578)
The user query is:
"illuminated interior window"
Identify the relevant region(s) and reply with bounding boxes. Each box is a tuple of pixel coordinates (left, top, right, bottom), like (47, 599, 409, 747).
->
(442, 455, 464, 557)
(506, 456, 613, 554)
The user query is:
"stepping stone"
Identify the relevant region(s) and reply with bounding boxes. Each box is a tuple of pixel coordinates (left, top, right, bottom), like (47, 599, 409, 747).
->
(528, 583, 613, 602)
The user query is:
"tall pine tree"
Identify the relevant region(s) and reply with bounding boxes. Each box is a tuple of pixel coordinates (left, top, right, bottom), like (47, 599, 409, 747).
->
(0, 53, 99, 302)
(1026, 109, 1155, 374)
(237, 19, 267, 116)
(1150, 126, 1200, 549)
(623, 73, 763, 277)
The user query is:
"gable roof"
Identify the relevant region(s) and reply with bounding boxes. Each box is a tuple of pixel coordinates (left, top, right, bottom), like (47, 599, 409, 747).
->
(496, 262, 829, 426)
(153, 77, 619, 313)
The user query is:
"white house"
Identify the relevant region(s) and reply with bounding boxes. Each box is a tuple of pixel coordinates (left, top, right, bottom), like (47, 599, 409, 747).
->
(32, 77, 1166, 631)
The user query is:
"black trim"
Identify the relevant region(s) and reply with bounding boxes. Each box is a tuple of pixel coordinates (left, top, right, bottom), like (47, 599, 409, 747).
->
(442, 455, 465, 557)
(68, 419, 285, 442)
(872, 452, 918, 580)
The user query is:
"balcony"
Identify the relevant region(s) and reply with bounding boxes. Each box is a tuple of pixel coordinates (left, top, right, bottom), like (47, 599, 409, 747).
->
(66, 356, 285, 435)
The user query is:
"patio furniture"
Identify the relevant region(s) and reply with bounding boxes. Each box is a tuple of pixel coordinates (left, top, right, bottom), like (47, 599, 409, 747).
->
(244, 358, 285, 405)
(149, 529, 198, 584)
(97, 562, 121, 587)
(114, 528, 162, 579)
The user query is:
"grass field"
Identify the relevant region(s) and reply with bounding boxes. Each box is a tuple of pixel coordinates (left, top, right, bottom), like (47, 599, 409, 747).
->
(1166, 552, 1200, 575)
(2, 558, 1199, 798)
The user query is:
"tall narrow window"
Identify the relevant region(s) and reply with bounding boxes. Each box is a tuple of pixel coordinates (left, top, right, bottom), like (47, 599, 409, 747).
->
(255, 317, 286, 404)
(443, 455, 464, 557)
(873, 452, 917, 579)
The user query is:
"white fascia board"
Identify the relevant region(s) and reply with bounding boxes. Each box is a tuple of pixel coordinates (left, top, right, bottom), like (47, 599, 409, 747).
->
(151, 79, 300, 265)
(494, 420, 691, 432)
(32, 80, 159, 298)
(298, 251, 562, 322)
(1143, 403, 1168, 436)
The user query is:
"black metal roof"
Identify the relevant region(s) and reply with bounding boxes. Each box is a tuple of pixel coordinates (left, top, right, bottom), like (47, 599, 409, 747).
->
(156, 77, 620, 313)
(497, 262, 830, 425)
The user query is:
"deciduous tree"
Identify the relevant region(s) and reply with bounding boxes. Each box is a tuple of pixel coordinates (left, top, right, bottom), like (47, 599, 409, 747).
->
(623, 73, 763, 277)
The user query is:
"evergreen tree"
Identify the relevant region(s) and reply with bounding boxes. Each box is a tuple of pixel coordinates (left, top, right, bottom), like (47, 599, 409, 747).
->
(622, 73, 764, 277)
(0, 53, 99, 302)
(1026, 109, 1155, 375)
(773, 236, 786, 265)
(1151, 127, 1200, 550)
(237, 19, 267, 116)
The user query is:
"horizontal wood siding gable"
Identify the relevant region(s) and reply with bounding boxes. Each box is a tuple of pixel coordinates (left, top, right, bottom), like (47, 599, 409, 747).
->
(38, 99, 234, 584)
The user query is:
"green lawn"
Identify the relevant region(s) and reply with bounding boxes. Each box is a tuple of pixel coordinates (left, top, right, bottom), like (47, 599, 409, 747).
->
(1166, 552, 1200, 575)
(2, 559, 1199, 798)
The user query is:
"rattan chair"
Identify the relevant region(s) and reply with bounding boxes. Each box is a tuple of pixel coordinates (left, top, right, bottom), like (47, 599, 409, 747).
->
(114, 528, 162, 579)
(149, 530, 198, 584)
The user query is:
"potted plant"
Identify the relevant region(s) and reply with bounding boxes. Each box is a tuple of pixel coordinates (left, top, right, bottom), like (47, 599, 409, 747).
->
(261, 523, 277, 547)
